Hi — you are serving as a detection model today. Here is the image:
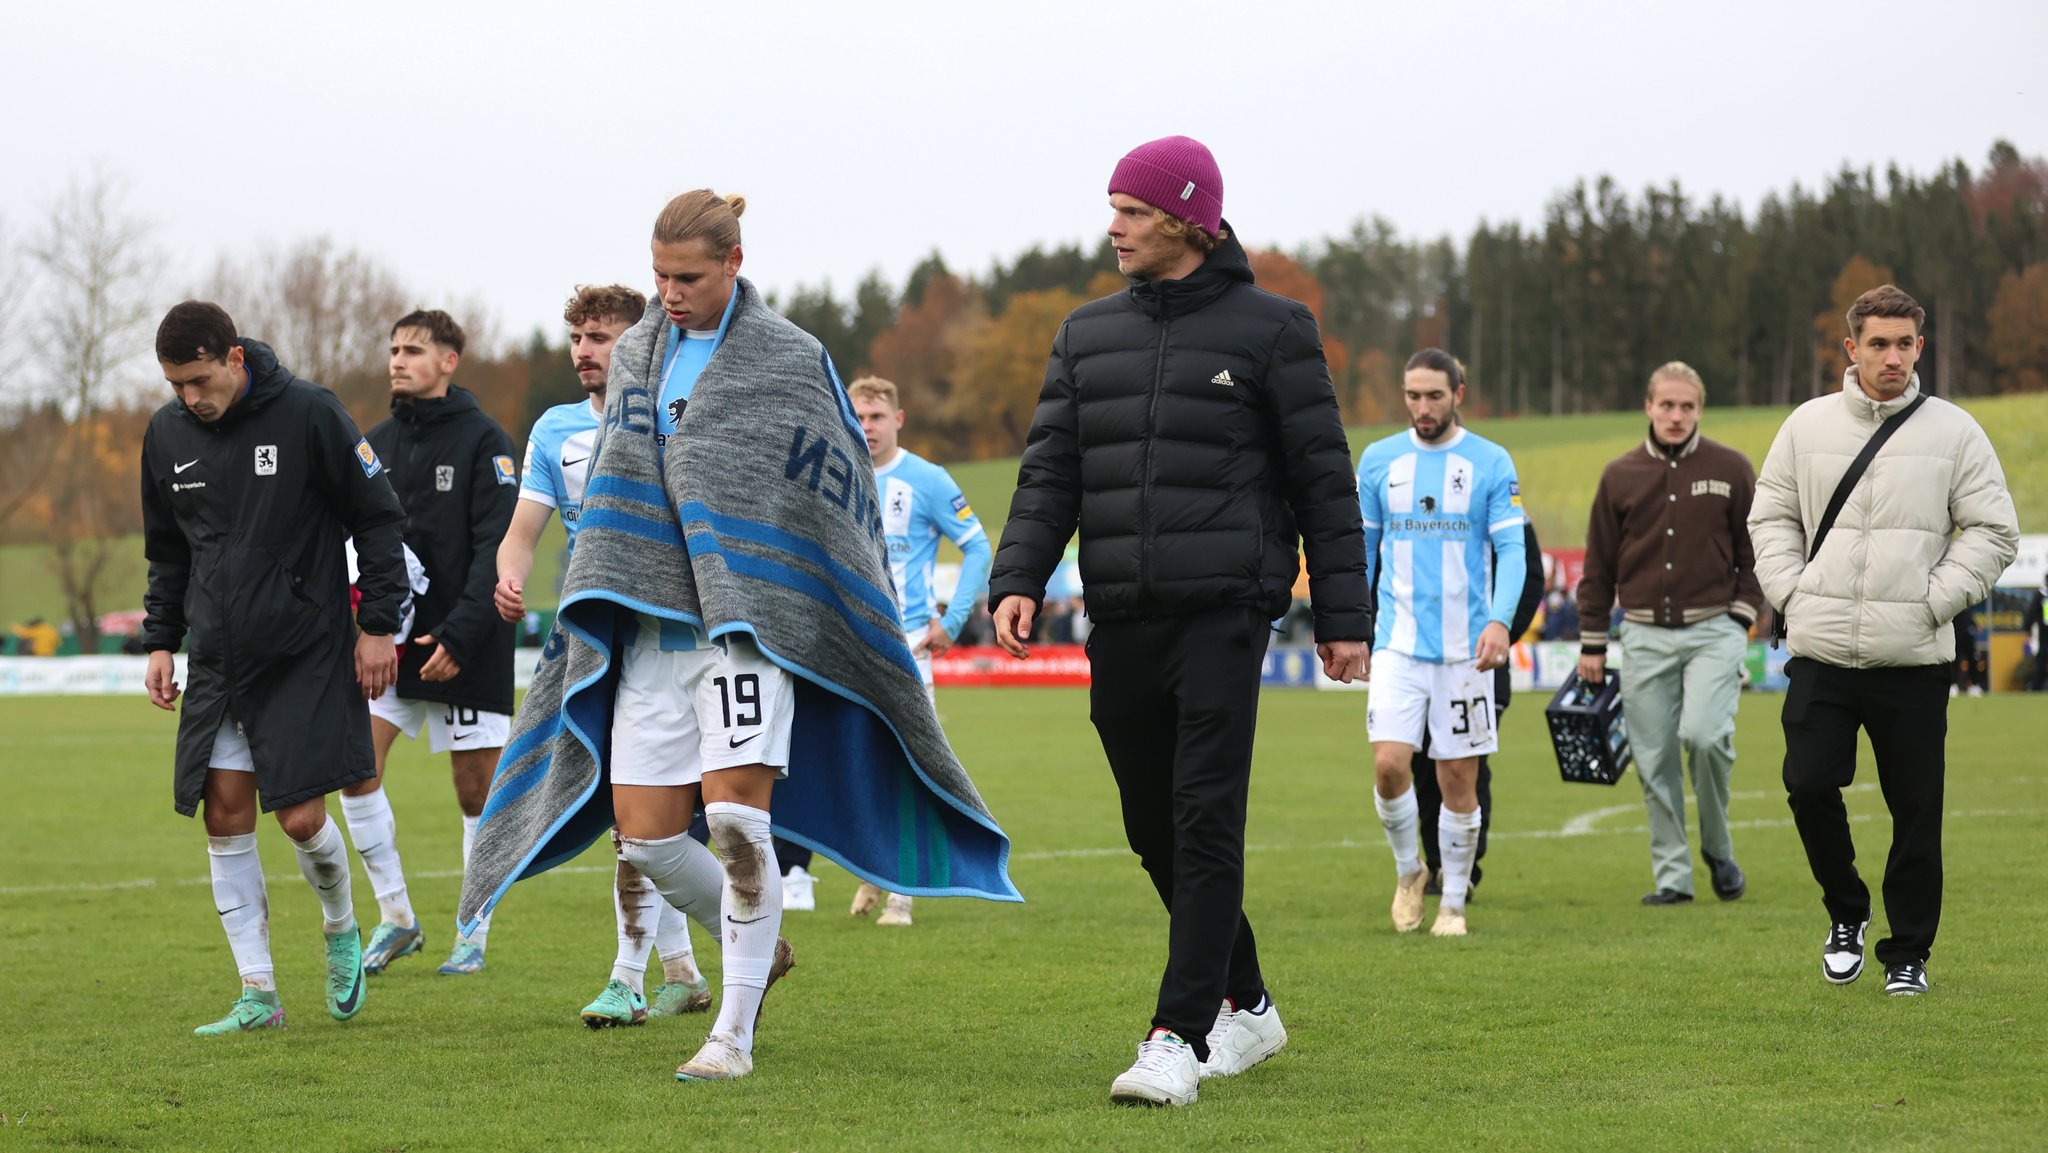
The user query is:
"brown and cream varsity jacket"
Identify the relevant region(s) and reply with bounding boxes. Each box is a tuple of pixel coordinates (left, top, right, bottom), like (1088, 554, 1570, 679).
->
(1577, 429, 1765, 654)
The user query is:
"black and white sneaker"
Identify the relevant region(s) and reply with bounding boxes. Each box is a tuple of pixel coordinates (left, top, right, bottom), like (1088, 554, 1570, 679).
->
(1884, 960, 1929, 996)
(1822, 920, 1868, 984)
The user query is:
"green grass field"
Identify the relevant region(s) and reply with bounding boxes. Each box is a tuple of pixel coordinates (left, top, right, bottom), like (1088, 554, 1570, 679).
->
(6, 395, 2043, 628)
(2, 688, 2043, 1150)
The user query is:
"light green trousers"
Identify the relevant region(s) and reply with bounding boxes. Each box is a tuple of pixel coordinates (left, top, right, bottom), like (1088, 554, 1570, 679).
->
(1617, 615, 1748, 894)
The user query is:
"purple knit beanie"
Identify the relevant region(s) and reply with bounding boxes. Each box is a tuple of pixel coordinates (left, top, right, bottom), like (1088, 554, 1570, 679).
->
(1108, 136, 1223, 238)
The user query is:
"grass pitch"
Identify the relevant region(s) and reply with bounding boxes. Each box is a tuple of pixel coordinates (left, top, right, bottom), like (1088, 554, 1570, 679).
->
(1, 688, 2044, 1150)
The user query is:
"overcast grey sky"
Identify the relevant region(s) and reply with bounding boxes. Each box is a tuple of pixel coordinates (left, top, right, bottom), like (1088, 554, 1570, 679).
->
(2, 0, 2042, 347)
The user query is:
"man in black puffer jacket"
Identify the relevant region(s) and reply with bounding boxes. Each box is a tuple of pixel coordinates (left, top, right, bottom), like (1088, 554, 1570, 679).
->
(989, 136, 1369, 1108)
(350, 309, 518, 978)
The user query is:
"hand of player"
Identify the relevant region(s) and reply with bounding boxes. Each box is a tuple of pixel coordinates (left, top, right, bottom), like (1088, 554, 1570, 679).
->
(494, 576, 525, 622)
(1474, 621, 1511, 672)
(914, 628, 953, 659)
(356, 632, 398, 699)
(413, 633, 461, 682)
(144, 650, 180, 710)
(992, 596, 1036, 660)
(1317, 640, 1367, 684)
(1577, 652, 1606, 685)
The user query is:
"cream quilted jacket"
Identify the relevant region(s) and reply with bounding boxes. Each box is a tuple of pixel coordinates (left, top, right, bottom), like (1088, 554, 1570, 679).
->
(1748, 372, 2018, 669)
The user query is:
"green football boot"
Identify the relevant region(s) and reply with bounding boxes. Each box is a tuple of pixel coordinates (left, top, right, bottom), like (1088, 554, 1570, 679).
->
(580, 979, 649, 1029)
(325, 926, 367, 1020)
(648, 976, 713, 1017)
(193, 988, 286, 1036)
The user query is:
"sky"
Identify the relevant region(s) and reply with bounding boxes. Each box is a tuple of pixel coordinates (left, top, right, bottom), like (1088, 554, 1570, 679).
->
(1, 0, 2042, 350)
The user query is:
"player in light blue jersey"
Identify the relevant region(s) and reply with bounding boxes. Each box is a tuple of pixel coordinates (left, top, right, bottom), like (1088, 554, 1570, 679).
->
(1356, 349, 1526, 937)
(494, 284, 712, 1028)
(839, 376, 994, 928)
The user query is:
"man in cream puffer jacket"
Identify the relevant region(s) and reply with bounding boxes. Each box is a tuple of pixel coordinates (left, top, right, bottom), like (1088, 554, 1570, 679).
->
(1749, 284, 2018, 998)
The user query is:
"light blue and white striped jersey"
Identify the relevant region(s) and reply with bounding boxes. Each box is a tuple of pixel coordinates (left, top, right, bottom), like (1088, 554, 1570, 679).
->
(1357, 425, 1527, 663)
(518, 398, 602, 549)
(875, 449, 991, 637)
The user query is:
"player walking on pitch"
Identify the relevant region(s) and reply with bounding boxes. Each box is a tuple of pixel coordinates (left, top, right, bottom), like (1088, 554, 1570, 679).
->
(1357, 350, 1527, 938)
(349, 310, 520, 977)
(141, 301, 406, 1034)
(495, 284, 712, 1026)
(842, 375, 993, 928)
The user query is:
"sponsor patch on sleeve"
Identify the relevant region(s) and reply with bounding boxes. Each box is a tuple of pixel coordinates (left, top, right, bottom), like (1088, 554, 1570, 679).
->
(493, 455, 517, 485)
(951, 494, 975, 521)
(355, 439, 382, 478)
(1509, 480, 1522, 507)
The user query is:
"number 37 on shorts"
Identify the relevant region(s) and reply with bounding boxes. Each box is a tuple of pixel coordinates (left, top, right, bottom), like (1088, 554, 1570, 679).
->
(1364, 648, 1499, 756)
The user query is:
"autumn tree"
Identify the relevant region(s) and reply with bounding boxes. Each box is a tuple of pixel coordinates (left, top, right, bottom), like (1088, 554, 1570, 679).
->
(960, 287, 1084, 458)
(1986, 263, 2048, 394)
(1814, 254, 1896, 390)
(866, 270, 988, 459)
(25, 171, 161, 650)
(204, 235, 411, 419)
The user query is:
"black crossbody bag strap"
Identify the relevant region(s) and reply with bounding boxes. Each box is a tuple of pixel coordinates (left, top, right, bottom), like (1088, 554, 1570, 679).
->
(1772, 393, 1927, 643)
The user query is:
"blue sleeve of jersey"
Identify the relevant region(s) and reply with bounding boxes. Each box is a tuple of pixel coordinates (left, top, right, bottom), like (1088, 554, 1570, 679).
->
(1486, 450, 1527, 627)
(520, 424, 562, 508)
(945, 532, 993, 640)
(1357, 452, 1384, 587)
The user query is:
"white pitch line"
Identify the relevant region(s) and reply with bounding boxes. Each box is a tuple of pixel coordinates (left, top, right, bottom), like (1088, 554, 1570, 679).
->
(3, 805, 2040, 895)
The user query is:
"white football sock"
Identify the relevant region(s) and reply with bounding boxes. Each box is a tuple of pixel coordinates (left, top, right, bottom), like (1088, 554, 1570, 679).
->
(289, 818, 356, 935)
(618, 830, 724, 937)
(339, 788, 415, 929)
(1438, 805, 1483, 911)
(705, 801, 783, 1055)
(460, 813, 491, 947)
(610, 852, 661, 995)
(1375, 786, 1422, 877)
(208, 834, 275, 990)
(654, 902, 701, 985)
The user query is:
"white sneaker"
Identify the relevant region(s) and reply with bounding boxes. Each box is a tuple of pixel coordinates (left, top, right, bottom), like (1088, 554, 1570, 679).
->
(877, 893, 913, 926)
(675, 1034, 753, 1081)
(1392, 865, 1428, 932)
(1109, 1029, 1199, 1107)
(1823, 919, 1868, 984)
(1430, 906, 1469, 937)
(782, 866, 816, 912)
(1199, 998, 1287, 1079)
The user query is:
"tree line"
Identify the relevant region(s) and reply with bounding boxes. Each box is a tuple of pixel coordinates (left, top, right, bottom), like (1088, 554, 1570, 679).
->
(1, 142, 2044, 647)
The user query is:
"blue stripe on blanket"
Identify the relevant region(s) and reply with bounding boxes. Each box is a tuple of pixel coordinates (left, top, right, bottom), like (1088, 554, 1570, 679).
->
(677, 502, 899, 623)
(579, 506, 684, 548)
(686, 531, 919, 681)
(586, 475, 671, 510)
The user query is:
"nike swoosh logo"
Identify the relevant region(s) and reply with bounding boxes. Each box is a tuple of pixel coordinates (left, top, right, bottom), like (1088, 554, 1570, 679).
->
(726, 914, 769, 925)
(728, 733, 761, 749)
(561, 456, 588, 468)
(318, 880, 341, 891)
(335, 971, 362, 1015)
(216, 904, 248, 916)
(175, 460, 199, 473)
(1389, 480, 1409, 487)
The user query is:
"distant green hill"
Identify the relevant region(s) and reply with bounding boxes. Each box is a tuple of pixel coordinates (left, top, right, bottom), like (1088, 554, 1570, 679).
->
(5, 396, 2042, 626)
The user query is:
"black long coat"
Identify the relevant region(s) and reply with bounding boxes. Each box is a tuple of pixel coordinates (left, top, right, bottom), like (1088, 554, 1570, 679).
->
(141, 340, 408, 814)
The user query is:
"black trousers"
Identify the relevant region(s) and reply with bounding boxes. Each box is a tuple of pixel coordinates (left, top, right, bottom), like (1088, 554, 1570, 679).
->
(773, 837, 812, 872)
(1781, 657, 1950, 965)
(1088, 607, 1271, 1061)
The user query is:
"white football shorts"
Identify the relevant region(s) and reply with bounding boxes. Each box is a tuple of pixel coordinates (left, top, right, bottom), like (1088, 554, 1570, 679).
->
(610, 633, 795, 787)
(1366, 647, 1499, 757)
(208, 719, 255, 772)
(905, 625, 936, 697)
(367, 693, 511, 753)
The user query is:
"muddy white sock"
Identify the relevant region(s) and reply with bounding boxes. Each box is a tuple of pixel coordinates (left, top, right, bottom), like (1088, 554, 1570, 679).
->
(208, 833, 275, 991)
(339, 788, 414, 929)
(705, 801, 782, 1054)
(1375, 786, 1422, 877)
(290, 818, 356, 935)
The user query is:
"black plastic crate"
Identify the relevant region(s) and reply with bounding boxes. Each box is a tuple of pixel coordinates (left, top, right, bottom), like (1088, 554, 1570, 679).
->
(1545, 670, 1633, 785)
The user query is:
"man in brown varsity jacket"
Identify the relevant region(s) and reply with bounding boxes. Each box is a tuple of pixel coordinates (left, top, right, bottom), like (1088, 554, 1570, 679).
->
(1577, 362, 1765, 906)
